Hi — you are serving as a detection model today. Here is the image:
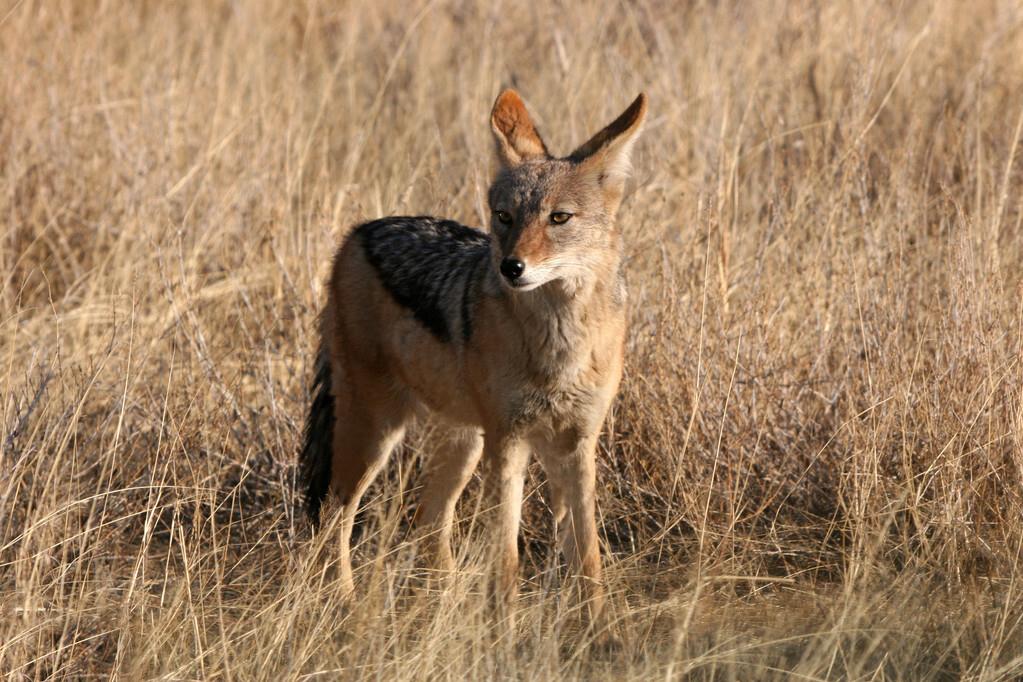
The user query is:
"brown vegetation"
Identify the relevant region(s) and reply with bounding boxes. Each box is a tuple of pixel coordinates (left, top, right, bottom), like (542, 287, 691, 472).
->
(3, 1, 1023, 678)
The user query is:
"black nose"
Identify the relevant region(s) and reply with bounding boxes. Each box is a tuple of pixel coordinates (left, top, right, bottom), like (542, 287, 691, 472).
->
(500, 257, 525, 281)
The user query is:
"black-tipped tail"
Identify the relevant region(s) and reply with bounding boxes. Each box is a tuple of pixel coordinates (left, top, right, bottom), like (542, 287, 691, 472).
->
(299, 346, 334, 525)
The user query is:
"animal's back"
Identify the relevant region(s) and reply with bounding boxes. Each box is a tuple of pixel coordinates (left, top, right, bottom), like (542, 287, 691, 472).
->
(349, 217, 491, 345)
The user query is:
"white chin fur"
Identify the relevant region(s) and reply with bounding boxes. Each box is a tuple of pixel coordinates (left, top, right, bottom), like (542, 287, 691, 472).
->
(507, 267, 587, 294)
(508, 278, 548, 292)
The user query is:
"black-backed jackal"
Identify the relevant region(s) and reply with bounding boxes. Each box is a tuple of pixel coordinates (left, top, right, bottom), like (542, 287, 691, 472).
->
(301, 89, 647, 628)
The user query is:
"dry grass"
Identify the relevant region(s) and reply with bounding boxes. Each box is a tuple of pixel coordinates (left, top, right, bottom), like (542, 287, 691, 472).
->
(3, 0, 1023, 678)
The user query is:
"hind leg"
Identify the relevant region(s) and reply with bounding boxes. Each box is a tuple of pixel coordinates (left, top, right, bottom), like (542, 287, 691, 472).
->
(414, 426, 484, 572)
(330, 368, 411, 595)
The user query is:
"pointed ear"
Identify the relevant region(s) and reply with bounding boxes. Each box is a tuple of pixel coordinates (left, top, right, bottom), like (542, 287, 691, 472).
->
(490, 89, 549, 167)
(570, 93, 647, 191)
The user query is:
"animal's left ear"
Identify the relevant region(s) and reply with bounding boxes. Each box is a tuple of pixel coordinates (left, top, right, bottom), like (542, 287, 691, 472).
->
(570, 93, 648, 197)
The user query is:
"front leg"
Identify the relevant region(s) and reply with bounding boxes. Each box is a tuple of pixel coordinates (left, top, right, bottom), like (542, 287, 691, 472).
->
(480, 433, 530, 607)
(535, 429, 606, 624)
(414, 426, 484, 574)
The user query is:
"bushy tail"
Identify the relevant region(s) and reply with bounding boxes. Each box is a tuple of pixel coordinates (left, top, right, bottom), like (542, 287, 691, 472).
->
(299, 345, 334, 525)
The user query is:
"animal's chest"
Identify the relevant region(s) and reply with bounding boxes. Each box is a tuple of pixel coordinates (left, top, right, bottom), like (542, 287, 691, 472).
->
(472, 292, 625, 434)
(503, 347, 605, 433)
(509, 384, 594, 432)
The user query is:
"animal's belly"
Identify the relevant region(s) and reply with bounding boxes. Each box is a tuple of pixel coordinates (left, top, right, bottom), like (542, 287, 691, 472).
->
(388, 319, 480, 425)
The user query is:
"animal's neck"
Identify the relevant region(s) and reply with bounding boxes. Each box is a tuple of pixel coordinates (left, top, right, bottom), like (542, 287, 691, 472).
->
(504, 245, 622, 372)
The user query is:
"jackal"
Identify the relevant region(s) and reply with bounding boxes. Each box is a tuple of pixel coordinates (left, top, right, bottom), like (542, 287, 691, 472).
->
(300, 89, 647, 622)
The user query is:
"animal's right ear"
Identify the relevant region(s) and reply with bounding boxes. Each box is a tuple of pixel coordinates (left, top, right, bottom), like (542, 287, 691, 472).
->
(490, 89, 549, 168)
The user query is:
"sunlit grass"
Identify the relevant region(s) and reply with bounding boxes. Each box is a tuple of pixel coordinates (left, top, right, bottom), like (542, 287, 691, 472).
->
(2, 0, 1023, 678)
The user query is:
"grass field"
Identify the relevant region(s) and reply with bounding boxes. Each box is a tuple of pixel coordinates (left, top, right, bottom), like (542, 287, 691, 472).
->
(3, 0, 1023, 678)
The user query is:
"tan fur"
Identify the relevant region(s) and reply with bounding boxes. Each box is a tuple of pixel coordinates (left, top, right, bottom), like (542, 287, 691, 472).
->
(320, 89, 647, 629)
(490, 90, 549, 165)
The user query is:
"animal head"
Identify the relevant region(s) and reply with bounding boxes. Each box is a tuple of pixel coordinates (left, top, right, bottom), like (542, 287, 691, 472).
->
(487, 89, 647, 292)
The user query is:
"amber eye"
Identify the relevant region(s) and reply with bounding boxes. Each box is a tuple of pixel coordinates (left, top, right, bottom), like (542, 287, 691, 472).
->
(495, 210, 513, 225)
(550, 211, 573, 224)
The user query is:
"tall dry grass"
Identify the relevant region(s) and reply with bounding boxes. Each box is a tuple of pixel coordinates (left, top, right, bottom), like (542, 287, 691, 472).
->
(3, 0, 1023, 678)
